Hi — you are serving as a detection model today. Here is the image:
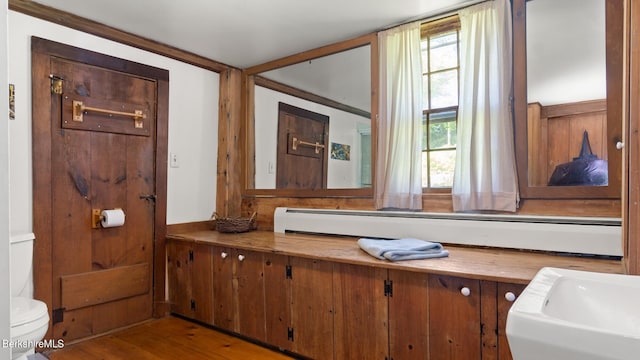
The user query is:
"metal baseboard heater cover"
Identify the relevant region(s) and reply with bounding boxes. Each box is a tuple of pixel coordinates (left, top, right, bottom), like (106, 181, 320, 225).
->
(274, 208, 622, 257)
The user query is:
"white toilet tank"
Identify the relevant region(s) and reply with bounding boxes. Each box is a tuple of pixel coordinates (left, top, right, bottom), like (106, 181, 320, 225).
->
(10, 233, 36, 298)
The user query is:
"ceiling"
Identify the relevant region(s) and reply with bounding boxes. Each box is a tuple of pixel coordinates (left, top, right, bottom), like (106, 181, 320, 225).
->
(33, 0, 477, 68)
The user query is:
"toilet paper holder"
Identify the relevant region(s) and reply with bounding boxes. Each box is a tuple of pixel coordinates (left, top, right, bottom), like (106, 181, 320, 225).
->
(92, 208, 124, 229)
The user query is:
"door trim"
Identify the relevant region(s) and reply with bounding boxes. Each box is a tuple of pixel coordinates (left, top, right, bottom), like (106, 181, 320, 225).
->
(31, 37, 169, 339)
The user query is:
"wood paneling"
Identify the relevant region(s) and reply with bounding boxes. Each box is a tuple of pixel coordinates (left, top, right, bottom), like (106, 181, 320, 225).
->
(61, 264, 149, 310)
(528, 100, 608, 186)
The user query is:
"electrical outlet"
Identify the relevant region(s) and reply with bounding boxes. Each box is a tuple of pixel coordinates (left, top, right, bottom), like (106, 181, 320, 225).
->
(170, 153, 179, 168)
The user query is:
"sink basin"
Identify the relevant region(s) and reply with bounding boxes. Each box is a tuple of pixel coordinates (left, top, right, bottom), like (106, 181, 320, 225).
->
(506, 267, 640, 360)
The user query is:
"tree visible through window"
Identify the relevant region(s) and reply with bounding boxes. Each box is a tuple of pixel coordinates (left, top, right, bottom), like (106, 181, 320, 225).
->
(421, 16, 460, 189)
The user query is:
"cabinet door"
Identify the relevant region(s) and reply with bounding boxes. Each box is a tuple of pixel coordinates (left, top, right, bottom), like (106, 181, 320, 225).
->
(212, 246, 234, 332)
(289, 257, 334, 360)
(389, 269, 429, 360)
(497, 282, 526, 360)
(190, 243, 214, 325)
(333, 263, 388, 360)
(429, 274, 482, 360)
(166, 241, 192, 317)
(264, 253, 290, 350)
(234, 248, 266, 342)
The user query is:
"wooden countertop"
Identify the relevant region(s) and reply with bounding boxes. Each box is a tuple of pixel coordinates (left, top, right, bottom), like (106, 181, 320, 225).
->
(167, 230, 625, 284)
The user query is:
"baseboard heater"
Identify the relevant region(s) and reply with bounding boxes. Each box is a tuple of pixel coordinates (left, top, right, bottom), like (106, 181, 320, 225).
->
(274, 208, 623, 257)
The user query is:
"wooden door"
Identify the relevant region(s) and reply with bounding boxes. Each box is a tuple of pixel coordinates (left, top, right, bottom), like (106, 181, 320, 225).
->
(333, 263, 388, 359)
(166, 241, 214, 324)
(212, 246, 234, 332)
(289, 257, 334, 360)
(276, 102, 329, 189)
(429, 274, 482, 360)
(496, 283, 526, 360)
(234, 248, 267, 341)
(388, 270, 430, 360)
(49, 56, 157, 341)
(32, 38, 168, 343)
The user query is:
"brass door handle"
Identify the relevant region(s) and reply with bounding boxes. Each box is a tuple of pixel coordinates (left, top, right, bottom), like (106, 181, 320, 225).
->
(73, 100, 146, 129)
(292, 137, 326, 154)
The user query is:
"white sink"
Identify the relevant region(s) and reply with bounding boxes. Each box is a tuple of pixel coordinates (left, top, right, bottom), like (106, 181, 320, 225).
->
(506, 267, 640, 360)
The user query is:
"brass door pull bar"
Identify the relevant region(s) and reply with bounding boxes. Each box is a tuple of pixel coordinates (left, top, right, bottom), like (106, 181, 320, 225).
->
(292, 137, 326, 154)
(73, 100, 146, 129)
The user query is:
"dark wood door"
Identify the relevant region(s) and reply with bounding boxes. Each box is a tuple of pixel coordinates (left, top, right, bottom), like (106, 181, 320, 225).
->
(429, 274, 482, 360)
(497, 282, 526, 360)
(333, 263, 388, 359)
(276, 102, 329, 189)
(289, 257, 334, 360)
(47, 56, 157, 341)
(389, 270, 430, 360)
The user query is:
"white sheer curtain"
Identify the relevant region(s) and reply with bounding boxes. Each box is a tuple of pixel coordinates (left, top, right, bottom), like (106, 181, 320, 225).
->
(375, 21, 423, 210)
(453, 0, 519, 212)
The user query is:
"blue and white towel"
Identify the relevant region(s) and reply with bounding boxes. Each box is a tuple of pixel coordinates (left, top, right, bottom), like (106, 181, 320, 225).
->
(357, 237, 449, 261)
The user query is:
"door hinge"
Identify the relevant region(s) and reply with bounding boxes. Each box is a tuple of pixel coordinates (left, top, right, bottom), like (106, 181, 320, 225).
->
(287, 327, 294, 341)
(384, 279, 393, 297)
(49, 74, 64, 95)
(52, 308, 65, 324)
(285, 264, 292, 279)
(190, 299, 196, 311)
(189, 249, 194, 262)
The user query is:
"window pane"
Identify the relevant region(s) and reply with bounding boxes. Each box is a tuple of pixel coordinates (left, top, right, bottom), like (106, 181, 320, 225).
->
(430, 69, 458, 108)
(429, 111, 457, 149)
(430, 33, 457, 72)
(422, 76, 430, 110)
(421, 40, 430, 73)
(421, 151, 429, 187)
(422, 114, 428, 150)
(429, 150, 456, 188)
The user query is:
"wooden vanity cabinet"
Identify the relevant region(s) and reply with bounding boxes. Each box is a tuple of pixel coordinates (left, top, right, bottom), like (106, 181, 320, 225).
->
(167, 239, 529, 360)
(166, 240, 214, 324)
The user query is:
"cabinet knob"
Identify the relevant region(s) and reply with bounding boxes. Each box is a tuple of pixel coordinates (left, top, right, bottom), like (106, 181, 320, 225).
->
(616, 141, 625, 150)
(505, 292, 517, 302)
(238, 254, 245, 262)
(220, 251, 228, 259)
(460, 287, 471, 297)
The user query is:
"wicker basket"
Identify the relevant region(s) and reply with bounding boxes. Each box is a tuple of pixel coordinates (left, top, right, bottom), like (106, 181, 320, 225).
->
(212, 212, 257, 233)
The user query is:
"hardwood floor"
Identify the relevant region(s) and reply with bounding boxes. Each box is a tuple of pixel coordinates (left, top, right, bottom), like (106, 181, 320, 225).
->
(44, 316, 296, 360)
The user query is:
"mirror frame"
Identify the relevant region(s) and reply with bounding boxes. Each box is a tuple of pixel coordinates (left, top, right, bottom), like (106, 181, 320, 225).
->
(242, 33, 378, 197)
(513, 0, 623, 199)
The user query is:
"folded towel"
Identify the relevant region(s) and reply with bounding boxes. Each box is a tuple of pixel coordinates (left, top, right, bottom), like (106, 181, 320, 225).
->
(357, 237, 449, 261)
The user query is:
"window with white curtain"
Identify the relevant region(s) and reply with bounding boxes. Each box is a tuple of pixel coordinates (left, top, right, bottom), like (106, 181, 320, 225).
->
(420, 16, 460, 189)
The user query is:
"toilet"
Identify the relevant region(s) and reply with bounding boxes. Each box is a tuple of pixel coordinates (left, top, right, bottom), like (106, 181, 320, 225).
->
(10, 235, 50, 360)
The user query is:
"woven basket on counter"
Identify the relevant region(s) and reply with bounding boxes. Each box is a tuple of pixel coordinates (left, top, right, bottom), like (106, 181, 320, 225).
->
(211, 212, 257, 233)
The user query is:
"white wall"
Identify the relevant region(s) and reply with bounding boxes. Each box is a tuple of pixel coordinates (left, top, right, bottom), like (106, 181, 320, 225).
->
(8, 11, 219, 229)
(254, 85, 370, 189)
(1, 1, 13, 357)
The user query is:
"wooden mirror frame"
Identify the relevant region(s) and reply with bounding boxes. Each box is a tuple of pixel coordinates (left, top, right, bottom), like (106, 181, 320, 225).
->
(242, 33, 378, 197)
(513, 0, 623, 199)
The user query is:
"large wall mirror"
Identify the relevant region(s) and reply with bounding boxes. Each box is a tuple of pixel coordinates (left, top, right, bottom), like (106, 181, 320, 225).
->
(244, 34, 376, 196)
(514, 0, 623, 199)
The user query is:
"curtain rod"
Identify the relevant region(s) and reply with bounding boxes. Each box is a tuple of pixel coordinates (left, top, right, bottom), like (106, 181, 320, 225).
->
(380, 0, 489, 31)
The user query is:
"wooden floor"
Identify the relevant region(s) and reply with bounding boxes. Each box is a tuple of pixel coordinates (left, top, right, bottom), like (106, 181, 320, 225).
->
(44, 316, 296, 360)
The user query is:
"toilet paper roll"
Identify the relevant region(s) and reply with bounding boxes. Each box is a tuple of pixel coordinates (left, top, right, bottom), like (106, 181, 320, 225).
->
(101, 209, 126, 228)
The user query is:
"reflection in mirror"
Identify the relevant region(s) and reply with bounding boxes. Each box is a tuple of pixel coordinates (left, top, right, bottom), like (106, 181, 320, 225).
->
(526, 0, 608, 187)
(253, 45, 371, 189)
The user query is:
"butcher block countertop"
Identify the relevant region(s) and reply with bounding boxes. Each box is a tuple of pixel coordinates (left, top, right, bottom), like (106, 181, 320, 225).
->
(167, 230, 625, 284)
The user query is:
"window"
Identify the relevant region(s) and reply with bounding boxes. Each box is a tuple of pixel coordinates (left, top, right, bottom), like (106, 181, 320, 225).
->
(421, 16, 460, 189)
